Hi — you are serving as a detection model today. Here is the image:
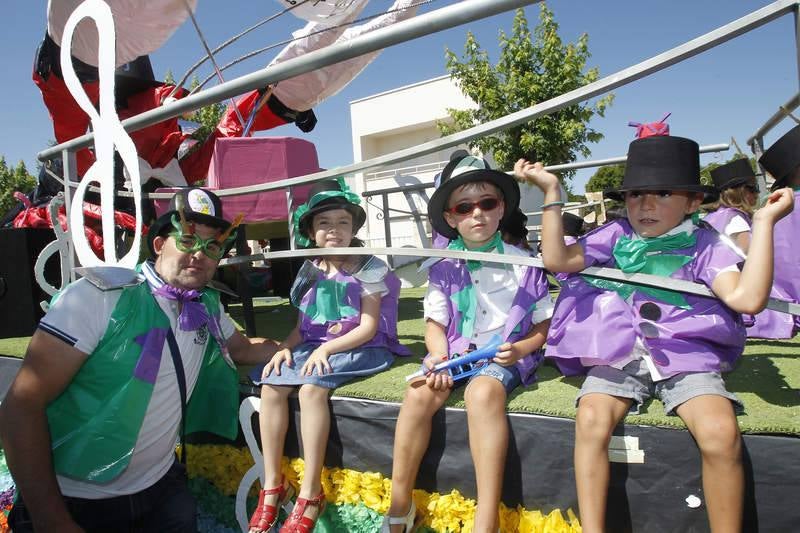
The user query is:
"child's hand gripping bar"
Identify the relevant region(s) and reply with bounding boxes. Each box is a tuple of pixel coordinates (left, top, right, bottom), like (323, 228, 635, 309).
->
(404, 335, 503, 382)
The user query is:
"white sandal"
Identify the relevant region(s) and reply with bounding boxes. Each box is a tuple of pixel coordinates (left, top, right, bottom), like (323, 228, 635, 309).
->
(380, 501, 416, 533)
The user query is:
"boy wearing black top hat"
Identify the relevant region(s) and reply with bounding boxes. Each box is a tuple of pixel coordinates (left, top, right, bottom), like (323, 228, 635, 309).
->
(516, 136, 794, 533)
(382, 153, 553, 532)
(704, 159, 797, 339)
(759, 125, 800, 336)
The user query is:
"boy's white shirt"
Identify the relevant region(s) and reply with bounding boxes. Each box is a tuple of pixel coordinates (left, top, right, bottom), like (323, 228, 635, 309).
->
(424, 244, 554, 347)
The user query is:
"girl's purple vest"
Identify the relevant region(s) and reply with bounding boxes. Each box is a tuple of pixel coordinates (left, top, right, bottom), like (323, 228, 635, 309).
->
(547, 219, 746, 378)
(427, 246, 551, 386)
(298, 263, 410, 356)
(704, 206, 797, 338)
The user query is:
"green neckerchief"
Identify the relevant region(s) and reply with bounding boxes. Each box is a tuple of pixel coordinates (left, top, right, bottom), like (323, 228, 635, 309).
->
(447, 232, 505, 272)
(582, 220, 697, 309)
(300, 277, 358, 324)
(447, 232, 504, 338)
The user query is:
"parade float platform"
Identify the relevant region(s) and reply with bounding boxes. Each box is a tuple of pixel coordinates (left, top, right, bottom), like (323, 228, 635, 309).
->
(1, 288, 798, 532)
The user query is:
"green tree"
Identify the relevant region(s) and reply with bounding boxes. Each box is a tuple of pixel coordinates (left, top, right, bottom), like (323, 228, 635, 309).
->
(585, 164, 625, 192)
(187, 75, 225, 143)
(439, 5, 613, 191)
(161, 70, 224, 148)
(0, 157, 37, 217)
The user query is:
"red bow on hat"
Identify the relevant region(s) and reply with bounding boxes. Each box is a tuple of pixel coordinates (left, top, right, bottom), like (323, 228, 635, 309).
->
(629, 112, 671, 139)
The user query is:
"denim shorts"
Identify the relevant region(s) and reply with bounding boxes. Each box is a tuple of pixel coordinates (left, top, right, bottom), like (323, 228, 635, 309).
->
(462, 361, 521, 394)
(250, 342, 394, 389)
(577, 358, 743, 415)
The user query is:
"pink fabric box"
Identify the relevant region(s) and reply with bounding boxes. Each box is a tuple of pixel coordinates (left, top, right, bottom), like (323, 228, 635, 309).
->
(155, 137, 318, 224)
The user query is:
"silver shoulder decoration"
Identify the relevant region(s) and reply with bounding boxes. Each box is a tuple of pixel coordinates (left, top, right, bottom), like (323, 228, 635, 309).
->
(73, 266, 144, 291)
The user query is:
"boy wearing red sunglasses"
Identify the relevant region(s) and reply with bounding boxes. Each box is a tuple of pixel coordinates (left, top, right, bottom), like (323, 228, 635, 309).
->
(381, 152, 553, 532)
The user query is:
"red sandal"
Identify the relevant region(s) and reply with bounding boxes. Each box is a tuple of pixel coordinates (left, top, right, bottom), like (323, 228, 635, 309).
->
(279, 489, 326, 533)
(249, 476, 295, 533)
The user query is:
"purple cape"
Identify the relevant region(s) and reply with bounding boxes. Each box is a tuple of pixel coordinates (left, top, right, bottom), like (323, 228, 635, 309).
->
(704, 206, 797, 338)
(547, 219, 746, 377)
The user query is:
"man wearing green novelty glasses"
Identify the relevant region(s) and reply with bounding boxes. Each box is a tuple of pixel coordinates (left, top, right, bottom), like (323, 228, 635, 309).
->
(1, 188, 280, 533)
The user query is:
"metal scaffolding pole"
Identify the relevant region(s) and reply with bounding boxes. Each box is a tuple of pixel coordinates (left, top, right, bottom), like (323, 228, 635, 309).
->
(123, 0, 796, 201)
(37, 0, 539, 163)
(747, 92, 800, 146)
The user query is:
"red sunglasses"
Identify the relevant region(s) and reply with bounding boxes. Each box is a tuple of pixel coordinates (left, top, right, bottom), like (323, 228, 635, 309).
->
(446, 197, 502, 215)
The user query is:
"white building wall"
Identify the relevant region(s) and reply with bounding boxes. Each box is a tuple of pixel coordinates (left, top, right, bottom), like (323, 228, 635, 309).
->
(350, 76, 475, 250)
(349, 75, 555, 252)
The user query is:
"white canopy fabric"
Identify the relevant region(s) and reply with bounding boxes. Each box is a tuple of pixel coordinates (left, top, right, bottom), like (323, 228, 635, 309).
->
(47, 0, 197, 67)
(271, 0, 420, 111)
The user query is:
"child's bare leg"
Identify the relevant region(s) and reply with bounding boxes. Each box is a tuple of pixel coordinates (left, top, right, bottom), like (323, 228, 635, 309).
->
(250, 384, 292, 533)
(676, 395, 743, 533)
(297, 384, 330, 499)
(464, 376, 509, 532)
(259, 384, 293, 487)
(387, 382, 451, 532)
(574, 393, 632, 533)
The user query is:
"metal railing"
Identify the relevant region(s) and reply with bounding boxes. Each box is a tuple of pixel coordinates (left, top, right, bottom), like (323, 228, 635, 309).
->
(32, 0, 800, 333)
(361, 142, 731, 250)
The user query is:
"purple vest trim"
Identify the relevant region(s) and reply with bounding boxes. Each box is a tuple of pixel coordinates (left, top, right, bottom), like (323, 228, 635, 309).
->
(703, 206, 750, 236)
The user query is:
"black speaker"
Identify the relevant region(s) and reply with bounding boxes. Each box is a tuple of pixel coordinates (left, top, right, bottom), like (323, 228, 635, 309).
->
(0, 228, 58, 339)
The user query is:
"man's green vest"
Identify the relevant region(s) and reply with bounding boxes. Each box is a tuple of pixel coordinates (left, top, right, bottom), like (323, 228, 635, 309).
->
(46, 279, 238, 483)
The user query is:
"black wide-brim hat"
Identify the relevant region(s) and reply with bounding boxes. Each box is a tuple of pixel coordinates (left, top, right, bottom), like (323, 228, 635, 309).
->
(562, 211, 585, 237)
(296, 179, 367, 242)
(710, 158, 755, 191)
(605, 136, 718, 202)
(759, 125, 800, 190)
(427, 152, 520, 240)
(147, 188, 232, 255)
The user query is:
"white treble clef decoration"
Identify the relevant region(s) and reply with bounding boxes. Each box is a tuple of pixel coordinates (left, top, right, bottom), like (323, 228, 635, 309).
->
(60, 0, 143, 268)
(34, 193, 72, 307)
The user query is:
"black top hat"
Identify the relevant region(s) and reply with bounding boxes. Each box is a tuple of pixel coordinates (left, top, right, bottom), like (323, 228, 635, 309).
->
(295, 179, 367, 246)
(147, 188, 231, 255)
(562, 212, 585, 237)
(114, 55, 165, 105)
(427, 152, 520, 240)
(605, 136, 718, 202)
(36, 34, 164, 105)
(710, 158, 755, 191)
(759, 125, 800, 190)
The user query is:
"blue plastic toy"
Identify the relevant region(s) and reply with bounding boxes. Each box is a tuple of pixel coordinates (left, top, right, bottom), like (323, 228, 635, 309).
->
(404, 335, 503, 382)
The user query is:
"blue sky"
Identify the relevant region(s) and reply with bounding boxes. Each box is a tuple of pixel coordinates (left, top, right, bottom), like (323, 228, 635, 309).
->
(1, 0, 797, 192)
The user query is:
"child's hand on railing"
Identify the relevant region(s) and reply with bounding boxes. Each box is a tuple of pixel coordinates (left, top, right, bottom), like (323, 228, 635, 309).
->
(755, 187, 795, 225)
(514, 159, 560, 194)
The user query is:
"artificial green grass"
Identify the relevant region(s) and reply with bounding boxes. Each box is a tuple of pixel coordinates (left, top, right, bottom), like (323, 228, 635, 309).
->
(2, 289, 798, 435)
(229, 288, 800, 436)
(0, 337, 29, 358)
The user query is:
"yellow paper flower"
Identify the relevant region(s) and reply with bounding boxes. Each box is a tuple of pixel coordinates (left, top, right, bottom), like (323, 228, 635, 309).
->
(180, 444, 581, 532)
